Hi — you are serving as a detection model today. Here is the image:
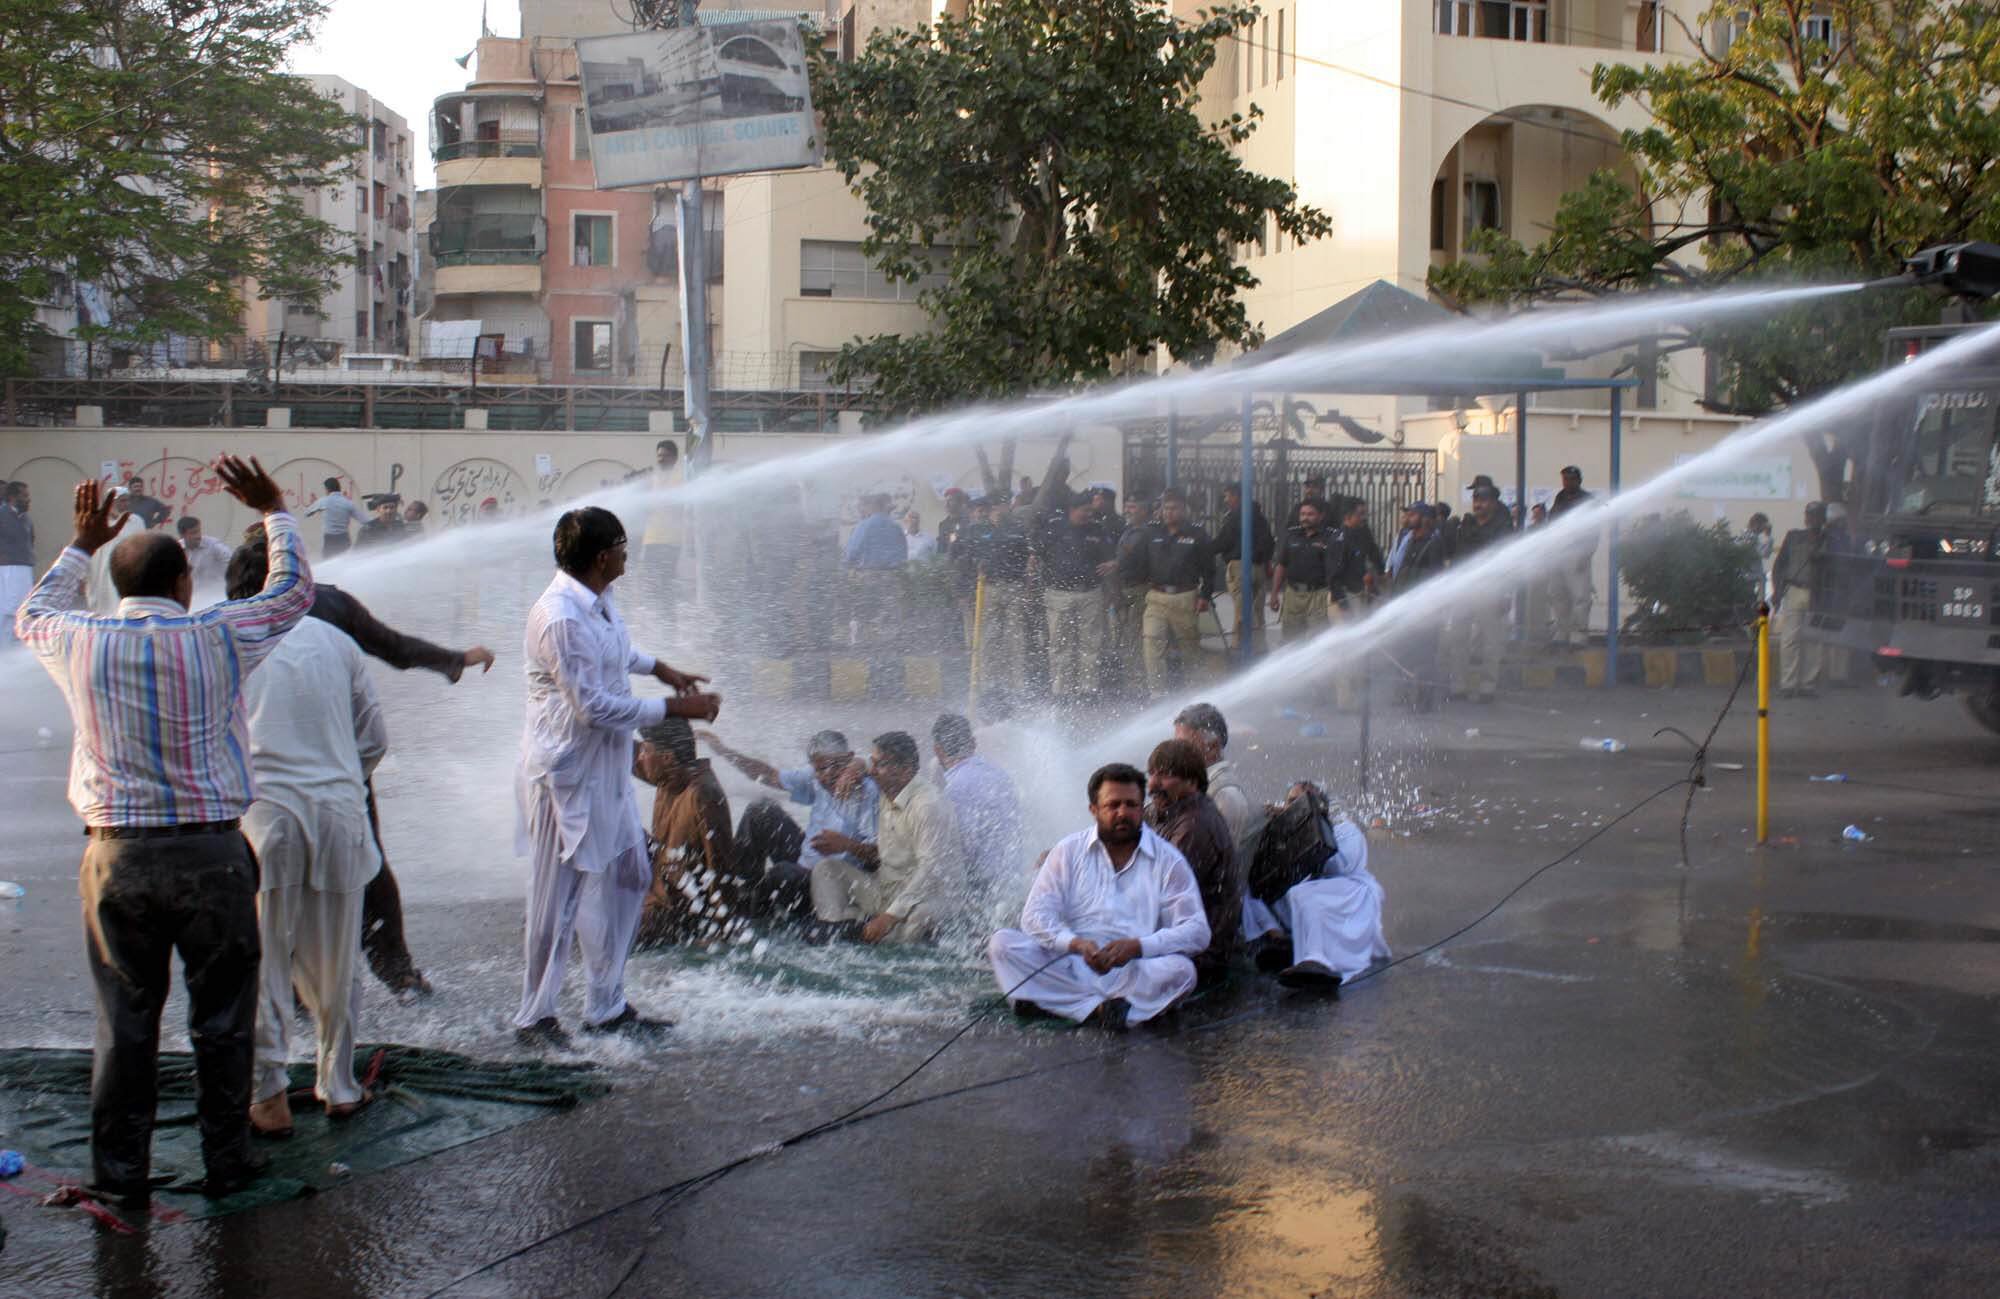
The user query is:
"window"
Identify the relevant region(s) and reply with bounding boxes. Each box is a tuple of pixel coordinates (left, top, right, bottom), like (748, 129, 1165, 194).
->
(372, 182, 387, 220)
(1261, 16, 1271, 85)
(1437, 0, 1473, 35)
(355, 310, 369, 342)
(357, 186, 367, 214)
(1896, 393, 2000, 518)
(574, 213, 613, 267)
(1637, 1, 1663, 52)
(573, 320, 613, 372)
(1801, 13, 1841, 52)
(799, 240, 949, 300)
(572, 107, 591, 160)
(1277, 10, 1285, 81)
(799, 350, 840, 388)
(1463, 177, 1501, 239)
(1719, 9, 1753, 50)
(1430, 178, 1447, 251)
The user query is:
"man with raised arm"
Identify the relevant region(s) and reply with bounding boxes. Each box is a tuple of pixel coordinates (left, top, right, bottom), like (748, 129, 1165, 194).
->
(514, 506, 720, 1049)
(988, 763, 1210, 1030)
(16, 457, 311, 1204)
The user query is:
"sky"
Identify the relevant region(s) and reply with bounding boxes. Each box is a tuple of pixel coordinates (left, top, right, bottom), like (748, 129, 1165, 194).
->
(288, 0, 524, 190)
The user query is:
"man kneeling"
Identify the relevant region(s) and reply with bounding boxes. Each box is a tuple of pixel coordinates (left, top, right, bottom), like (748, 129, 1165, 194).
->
(988, 763, 1210, 1029)
(1244, 783, 1389, 990)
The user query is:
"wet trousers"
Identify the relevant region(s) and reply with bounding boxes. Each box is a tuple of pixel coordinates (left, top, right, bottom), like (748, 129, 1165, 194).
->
(1778, 585, 1823, 691)
(986, 929, 1195, 1024)
(730, 798, 815, 919)
(1242, 875, 1391, 982)
(255, 881, 365, 1107)
(808, 859, 938, 940)
(978, 579, 1032, 697)
(513, 800, 647, 1030)
(1141, 589, 1202, 697)
(80, 830, 261, 1189)
(1548, 555, 1593, 646)
(1111, 582, 1149, 690)
(1225, 561, 1267, 651)
(359, 784, 423, 992)
(1043, 586, 1106, 700)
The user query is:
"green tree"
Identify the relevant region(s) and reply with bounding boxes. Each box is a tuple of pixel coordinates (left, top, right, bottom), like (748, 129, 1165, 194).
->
(0, 0, 357, 376)
(1428, 0, 2000, 498)
(810, 0, 1331, 414)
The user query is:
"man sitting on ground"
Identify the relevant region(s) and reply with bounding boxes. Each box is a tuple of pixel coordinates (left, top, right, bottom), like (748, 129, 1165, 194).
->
(1173, 702, 1253, 846)
(1145, 739, 1245, 987)
(931, 713, 1024, 925)
(633, 716, 743, 948)
(988, 763, 1210, 1029)
(1244, 783, 1389, 990)
(699, 728, 877, 926)
(807, 732, 965, 944)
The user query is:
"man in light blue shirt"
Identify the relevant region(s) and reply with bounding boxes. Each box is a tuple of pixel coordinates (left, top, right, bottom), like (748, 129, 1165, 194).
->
(930, 713, 1023, 925)
(844, 494, 909, 571)
(700, 727, 878, 925)
(302, 477, 366, 557)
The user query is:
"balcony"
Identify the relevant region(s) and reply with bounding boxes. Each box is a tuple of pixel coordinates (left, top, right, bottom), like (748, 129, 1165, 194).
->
(431, 214, 545, 295)
(436, 137, 543, 188)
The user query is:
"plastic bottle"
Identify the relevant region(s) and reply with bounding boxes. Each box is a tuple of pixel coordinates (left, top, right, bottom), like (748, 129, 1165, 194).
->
(1578, 738, 1627, 753)
(1842, 824, 1871, 843)
(0, 883, 23, 900)
(1810, 774, 1848, 783)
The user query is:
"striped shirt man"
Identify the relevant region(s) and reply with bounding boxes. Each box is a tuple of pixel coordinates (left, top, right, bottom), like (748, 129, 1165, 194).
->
(15, 511, 315, 827)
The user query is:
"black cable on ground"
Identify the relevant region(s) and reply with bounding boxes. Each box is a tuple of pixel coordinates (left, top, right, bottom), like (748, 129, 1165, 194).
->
(424, 671, 1759, 1298)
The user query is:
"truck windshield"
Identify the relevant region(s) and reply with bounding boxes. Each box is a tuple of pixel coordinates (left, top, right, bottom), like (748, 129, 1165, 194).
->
(1897, 391, 2000, 517)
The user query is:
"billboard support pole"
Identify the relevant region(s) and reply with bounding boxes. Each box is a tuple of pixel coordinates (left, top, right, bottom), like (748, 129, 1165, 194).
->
(676, 0, 712, 471)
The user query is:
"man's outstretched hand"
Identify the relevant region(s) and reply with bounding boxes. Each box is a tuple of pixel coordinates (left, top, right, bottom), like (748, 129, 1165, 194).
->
(70, 479, 130, 555)
(652, 661, 710, 693)
(462, 646, 496, 674)
(215, 455, 286, 514)
(668, 691, 723, 723)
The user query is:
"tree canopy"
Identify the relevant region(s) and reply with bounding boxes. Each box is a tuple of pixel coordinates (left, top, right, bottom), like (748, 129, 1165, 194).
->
(1428, 0, 2000, 495)
(0, 0, 357, 376)
(810, 0, 1330, 413)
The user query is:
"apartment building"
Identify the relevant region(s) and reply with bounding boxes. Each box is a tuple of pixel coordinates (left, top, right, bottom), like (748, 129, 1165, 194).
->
(421, 1, 937, 386)
(1183, 0, 1740, 423)
(242, 76, 418, 359)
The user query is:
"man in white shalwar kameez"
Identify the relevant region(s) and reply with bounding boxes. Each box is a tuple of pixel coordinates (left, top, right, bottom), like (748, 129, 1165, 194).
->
(238, 613, 386, 1134)
(1242, 784, 1389, 990)
(513, 506, 720, 1049)
(988, 762, 1210, 1029)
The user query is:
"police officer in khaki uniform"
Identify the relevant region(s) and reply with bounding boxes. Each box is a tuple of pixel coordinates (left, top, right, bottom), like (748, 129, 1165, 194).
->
(1131, 489, 1215, 698)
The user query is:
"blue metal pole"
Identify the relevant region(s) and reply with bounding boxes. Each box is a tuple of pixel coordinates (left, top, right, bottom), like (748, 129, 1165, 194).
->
(1605, 387, 1623, 689)
(1239, 390, 1254, 666)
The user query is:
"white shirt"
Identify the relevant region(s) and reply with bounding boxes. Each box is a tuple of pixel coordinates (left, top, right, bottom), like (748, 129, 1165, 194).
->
(185, 535, 234, 592)
(1021, 824, 1210, 959)
(240, 618, 386, 892)
(905, 529, 936, 561)
(875, 776, 964, 920)
(942, 753, 1023, 888)
(516, 570, 665, 873)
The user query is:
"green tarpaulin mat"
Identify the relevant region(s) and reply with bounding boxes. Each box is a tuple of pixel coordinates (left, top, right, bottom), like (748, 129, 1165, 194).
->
(0, 1044, 609, 1226)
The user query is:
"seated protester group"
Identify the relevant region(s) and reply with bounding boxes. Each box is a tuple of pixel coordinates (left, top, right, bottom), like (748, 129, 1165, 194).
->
(807, 731, 965, 945)
(988, 763, 1211, 1029)
(1243, 782, 1389, 990)
(930, 712, 1025, 929)
(699, 727, 878, 929)
(1143, 739, 1245, 987)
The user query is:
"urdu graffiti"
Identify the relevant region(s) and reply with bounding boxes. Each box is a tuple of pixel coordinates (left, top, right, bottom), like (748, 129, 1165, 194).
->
(434, 458, 525, 525)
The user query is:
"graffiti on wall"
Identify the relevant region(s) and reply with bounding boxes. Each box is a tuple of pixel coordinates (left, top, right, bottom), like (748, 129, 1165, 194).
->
(434, 457, 525, 526)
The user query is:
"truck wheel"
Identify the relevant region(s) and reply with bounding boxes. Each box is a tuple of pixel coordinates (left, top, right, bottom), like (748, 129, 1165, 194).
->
(1968, 691, 2000, 736)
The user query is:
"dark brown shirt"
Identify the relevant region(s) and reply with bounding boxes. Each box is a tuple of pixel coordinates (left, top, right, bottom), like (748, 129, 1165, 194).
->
(636, 759, 743, 948)
(1146, 791, 1243, 982)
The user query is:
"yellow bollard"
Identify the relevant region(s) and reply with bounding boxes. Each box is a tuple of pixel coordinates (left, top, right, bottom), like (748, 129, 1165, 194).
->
(1755, 609, 1770, 844)
(969, 574, 987, 722)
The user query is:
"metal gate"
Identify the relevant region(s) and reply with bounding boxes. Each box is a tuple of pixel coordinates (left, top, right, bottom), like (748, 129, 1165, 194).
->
(1122, 435, 1437, 535)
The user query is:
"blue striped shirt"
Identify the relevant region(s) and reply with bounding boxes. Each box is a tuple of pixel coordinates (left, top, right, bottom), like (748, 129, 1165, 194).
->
(15, 512, 315, 827)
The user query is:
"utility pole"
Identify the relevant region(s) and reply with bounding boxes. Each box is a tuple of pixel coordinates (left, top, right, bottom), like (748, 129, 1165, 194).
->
(672, 0, 713, 469)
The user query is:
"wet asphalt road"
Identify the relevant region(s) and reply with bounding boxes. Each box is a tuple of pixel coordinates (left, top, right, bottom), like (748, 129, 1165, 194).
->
(3, 679, 1999, 1298)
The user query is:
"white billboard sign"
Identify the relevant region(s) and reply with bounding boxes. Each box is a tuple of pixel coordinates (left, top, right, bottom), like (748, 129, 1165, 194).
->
(576, 20, 820, 188)
(1672, 452, 1794, 501)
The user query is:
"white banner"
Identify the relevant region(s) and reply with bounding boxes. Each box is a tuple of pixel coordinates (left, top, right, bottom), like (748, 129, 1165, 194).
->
(1672, 453, 1793, 501)
(577, 21, 819, 188)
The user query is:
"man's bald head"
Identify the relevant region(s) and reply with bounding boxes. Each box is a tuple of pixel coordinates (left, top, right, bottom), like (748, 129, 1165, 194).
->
(110, 531, 193, 607)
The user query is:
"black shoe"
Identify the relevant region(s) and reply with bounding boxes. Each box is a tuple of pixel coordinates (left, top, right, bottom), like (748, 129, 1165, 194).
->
(193, 1152, 269, 1199)
(82, 1175, 172, 1210)
(797, 918, 864, 946)
(514, 1016, 574, 1051)
(1277, 960, 1342, 993)
(1252, 938, 1296, 974)
(1087, 997, 1132, 1032)
(581, 1005, 673, 1038)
